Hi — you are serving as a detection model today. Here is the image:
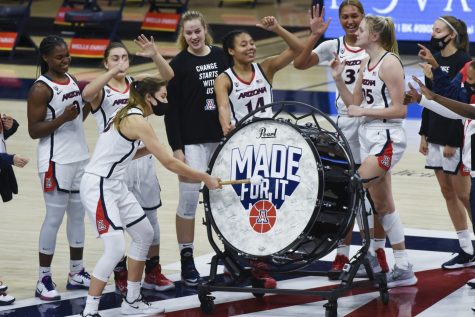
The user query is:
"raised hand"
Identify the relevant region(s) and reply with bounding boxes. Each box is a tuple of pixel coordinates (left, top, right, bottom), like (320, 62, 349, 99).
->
(309, 5, 331, 36)
(330, 53, 346, 80)
(134, 34, 158, 59)
(417, 43, 438, 68)
(412, 75, 436, 100)
(418, 62, 433, 80)
(404, 82, 422, 104)
(257, 16, 279, 32)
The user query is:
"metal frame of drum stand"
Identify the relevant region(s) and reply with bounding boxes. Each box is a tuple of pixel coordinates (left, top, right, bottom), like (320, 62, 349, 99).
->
(197, 102, 389, 317)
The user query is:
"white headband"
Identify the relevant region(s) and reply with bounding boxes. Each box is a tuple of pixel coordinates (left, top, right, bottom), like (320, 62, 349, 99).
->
(438, 17, 459, 41)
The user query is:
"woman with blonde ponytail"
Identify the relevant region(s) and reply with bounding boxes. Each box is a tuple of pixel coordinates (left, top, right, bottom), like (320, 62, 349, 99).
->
(330, 15, 417, 288)
(80, 77, 221, 317)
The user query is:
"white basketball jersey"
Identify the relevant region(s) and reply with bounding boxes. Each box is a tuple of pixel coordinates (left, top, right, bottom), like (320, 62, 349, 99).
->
(225, 63, 273, 123)
(463, 118, 475, 176)
(92, 76, 132, 133)
(0, 120, 5, 154)
(361, 52, 403, 126)
(35, 73, 89, 173)
(314, 36, 367, 116)
(85, 108, 143, 180)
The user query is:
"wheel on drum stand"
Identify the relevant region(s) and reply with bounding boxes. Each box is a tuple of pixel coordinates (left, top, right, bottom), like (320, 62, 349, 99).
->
(324, 300, 338, 317)
(251, 278, 265, 298)
(378, 280, 389, 304)
(198, 292, 215, 314)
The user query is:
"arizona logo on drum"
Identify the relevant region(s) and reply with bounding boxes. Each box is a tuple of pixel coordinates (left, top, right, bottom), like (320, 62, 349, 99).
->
(230, 143, 302, 234)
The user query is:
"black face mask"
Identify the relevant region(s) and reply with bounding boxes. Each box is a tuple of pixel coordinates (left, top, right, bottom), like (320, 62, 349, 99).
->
(464, 81, 475, 98)
(430, 34, 451, 51)
(151, 96, 169, 116)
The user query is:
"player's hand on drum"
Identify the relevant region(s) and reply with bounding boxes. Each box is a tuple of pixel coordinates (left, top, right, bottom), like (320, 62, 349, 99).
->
(13, 154, 29, 168)
(330, 53, 345, 80)
(308, 4, 331, 37)
(404, 82, 422, 105)
(257, 16, 279, 32)
(204, 175, 222, 190)
(417, 43, 439, 68)
(419, 135, 428, 156)
(412, 75, 436, 101)
(443, 145, 456, 158)
(348, 105, 364, 117)
(134, 34, 159, 59)
(61, 104, 80, 122)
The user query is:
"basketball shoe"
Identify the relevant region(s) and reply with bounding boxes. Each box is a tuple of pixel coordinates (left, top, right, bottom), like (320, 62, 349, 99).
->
(330, 254, 349, 272)
(250, 260, 277, 289)
(386, 264, 418, 288)
(356, 253, 382, 277)
(142, 257, 174, 292)
(441, 247, 475, 269)
(180, 248, 201, 287)
(35, 276, 60, 301)
(67, 268, 91, 290)
(81, 313, 101, 317)
(0, 282, 7, 293)
(0, 292, 14, 306)
(121, 293, 165, 315)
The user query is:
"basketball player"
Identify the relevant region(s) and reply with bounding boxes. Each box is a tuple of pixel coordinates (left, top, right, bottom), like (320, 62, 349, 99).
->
(293, 1, 388, 277)
(215, 15, 303, 134)
(82, 35, 174, 294)
(330, 15, 417, 287)
(164, 11, 228, 287)
(80, 77, 221, 317)
(27, 35, 91, 301)
(417, 18, 474, 268)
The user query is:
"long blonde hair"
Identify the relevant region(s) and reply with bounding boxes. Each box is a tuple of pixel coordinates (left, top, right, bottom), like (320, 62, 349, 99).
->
(113, 77, 167, 129)
(365, 15, 398, 55)
(176, 11, 213, 51)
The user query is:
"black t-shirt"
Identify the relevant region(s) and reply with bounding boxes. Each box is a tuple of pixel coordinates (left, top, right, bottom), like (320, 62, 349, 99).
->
(419, 50, 471, 147)
(165, 46, 228, 151)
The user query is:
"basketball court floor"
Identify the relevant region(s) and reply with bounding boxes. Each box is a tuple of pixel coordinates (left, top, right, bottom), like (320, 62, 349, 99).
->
(1, 0, 475, 316)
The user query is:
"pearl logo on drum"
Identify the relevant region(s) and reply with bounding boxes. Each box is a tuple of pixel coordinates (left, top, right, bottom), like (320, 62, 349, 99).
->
(257, 127, 277, 139)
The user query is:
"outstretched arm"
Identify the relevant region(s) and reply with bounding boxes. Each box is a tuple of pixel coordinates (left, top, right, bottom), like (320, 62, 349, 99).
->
(293, 5, 331, 70)
(412, 76, 475, 119)
(258, 16, 305, 81)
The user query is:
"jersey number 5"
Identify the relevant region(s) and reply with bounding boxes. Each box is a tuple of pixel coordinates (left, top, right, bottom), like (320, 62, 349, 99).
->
(244, 96, 266, 113)
(362, 88, 374, 104)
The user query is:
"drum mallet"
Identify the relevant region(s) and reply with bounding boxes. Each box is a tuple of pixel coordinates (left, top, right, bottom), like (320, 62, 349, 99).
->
(219, 175, 264, 186)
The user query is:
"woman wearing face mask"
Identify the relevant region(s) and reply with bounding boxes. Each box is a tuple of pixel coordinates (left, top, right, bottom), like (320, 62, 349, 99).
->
(164, 11, 228, 287)
(80, 77, 221, 317)
(82, 35, 175, 296)
(418, 16, 473, 270)
(294, 1, 389, 278)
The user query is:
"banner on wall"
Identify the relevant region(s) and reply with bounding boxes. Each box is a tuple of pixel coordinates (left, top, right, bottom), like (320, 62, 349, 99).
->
(323, 0, 474, 42)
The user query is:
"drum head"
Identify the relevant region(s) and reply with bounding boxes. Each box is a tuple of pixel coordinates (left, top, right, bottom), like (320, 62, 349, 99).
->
(207, 119, 323, 257)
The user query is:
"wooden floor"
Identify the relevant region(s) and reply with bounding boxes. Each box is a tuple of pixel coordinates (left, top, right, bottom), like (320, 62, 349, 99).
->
(0, 0, 466, 302)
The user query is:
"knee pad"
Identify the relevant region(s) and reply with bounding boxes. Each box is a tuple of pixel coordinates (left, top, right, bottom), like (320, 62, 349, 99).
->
(380, 211, 405, 245)
(176, 182, 201, 220)
(66, 193, 85, 248)
(126, 218, 154, 261)
(145, 209, 160, 245)
(93, 233, 126, 282)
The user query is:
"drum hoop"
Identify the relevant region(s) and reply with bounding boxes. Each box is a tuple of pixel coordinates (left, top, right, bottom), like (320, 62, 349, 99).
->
(204, 118, 325, 257)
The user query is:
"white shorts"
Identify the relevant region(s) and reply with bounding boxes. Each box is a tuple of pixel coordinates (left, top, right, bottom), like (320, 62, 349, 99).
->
(337, 115, 361, 164)
(40, 159, 88, 193)
(80, 173, 146, 237)
(359, 125, 407, 171)
(184, 142, 219, 172)
(125, 154, 161, 210)
(425, 142, 462, 174)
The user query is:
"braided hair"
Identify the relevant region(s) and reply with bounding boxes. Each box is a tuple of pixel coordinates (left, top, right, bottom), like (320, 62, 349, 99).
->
(38, 35, 68, 75)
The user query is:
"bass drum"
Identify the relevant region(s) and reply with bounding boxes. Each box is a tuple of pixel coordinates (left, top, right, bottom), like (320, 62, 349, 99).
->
(203, 102, 361, 271)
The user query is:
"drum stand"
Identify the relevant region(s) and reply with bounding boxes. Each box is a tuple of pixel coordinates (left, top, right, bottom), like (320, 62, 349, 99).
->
(198, 174, 389, 317)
